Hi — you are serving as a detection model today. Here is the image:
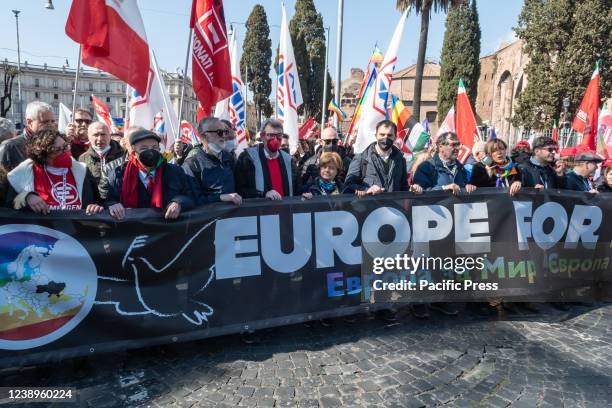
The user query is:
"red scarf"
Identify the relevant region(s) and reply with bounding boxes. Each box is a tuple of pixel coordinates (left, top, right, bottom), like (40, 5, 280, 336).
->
(120, 154, 165, 208)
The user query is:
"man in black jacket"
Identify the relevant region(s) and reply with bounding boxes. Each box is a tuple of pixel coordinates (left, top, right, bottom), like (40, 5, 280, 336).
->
(344, 120, 420, 195)
(183, 117, 242, 205)
(235, 119, 301, 200)
(565, 150, 603, 193)
(519, 136, 565, 189)
(0, 101, 56, 171)
(99, 129, 194, 220)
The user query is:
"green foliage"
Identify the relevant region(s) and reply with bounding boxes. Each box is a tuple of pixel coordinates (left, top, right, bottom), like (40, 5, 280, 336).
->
(513, 0, 611, 129)
(437, 0, 481, 123)
(241, 5, 273, 125)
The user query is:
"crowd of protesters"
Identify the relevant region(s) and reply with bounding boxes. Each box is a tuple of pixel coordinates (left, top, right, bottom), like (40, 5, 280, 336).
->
(0, 100, 610, 328)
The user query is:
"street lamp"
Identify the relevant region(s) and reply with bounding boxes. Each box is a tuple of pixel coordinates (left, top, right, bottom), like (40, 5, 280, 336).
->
(12, 10, 23, 128)
(45, 1, 54, 10)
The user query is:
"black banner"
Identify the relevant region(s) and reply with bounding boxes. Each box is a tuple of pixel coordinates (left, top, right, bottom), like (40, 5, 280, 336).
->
(0, 188, 610, 367)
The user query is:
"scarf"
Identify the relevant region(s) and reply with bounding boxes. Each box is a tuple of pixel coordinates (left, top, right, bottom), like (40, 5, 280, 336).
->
(318, 177, 337, 195)
(492, 159, 517, 187)
(120, 153, 165, 208)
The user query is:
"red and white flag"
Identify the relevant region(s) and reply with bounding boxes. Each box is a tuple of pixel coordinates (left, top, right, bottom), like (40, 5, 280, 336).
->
(179, 120, 200, 145)
(65, 0, 150, 96)
(573, 61, 600, 151)
(455, 79, 480, 163)
(190, 0, 233, 117)
(91, 94, 113, 129)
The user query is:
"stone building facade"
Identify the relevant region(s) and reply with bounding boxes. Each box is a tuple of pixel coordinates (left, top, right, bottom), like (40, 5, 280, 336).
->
(0, 60, 199, 129)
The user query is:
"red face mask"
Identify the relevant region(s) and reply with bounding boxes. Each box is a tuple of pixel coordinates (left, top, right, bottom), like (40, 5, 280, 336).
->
(266, 138, 281, 152)
(51, 151, 72, 168)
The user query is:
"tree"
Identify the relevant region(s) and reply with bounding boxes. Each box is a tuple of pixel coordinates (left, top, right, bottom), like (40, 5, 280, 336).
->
(241, 5, 272, 127)
(1, 62, 17, 117)
(512, 0, 575, 129)
(396, 0, 460, 120)
(437, 0, 481, 123)
(289, 0, 330, 121)
(556, 0, 611, 122)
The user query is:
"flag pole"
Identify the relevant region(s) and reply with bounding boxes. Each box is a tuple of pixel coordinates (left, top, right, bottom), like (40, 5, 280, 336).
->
(152, 51, 178, 139)
(71, 45, 82, 117)
(334, 0, 344, 129)
(178, 28, 193, 121)
(320, 26, 330, 132)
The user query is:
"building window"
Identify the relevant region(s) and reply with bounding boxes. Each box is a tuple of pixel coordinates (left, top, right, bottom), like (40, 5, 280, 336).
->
(34, 78, 40, 88)
(35, 91, 40, 98)
(54, 93, 58, 100)
(71, 81, 75, 91)
(106, 83, 110, 92)
(426, 111, 437, 123)
(88, 82, 94, 91)
(106, 97, 111, 103)
(122, 98, 126, 103)
(53, 79, 58, 89)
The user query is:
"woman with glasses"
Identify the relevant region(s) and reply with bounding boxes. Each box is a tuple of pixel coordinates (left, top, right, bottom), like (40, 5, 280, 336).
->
(4, 129, 103, 214)
(470, 139, 523, 195)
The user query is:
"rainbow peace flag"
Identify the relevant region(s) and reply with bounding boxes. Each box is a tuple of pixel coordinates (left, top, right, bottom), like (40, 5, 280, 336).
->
(328, 99, 347, 122)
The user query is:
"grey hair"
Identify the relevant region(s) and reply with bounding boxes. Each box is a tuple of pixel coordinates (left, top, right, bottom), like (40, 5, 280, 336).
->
(88, 121, 110, 134)
(436, 131, 459, 145)
(25, 101, 53, 121)
(0, 117, 16, 142)
(197, 116, 220, 136)
(261, 118, 283, 132)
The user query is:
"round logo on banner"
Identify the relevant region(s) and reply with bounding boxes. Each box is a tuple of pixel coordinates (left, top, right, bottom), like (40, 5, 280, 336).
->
(0, 224, 97, 350)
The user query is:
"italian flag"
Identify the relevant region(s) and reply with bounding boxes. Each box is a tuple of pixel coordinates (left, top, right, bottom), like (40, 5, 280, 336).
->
(573, 61, 600, 151)
(455, 79, 480, 163)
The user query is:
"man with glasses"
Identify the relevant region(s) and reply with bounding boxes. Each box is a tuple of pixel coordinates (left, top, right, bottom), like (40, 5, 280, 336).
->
(300, 127, 351, 187)
(413, 132, 475, 194)
(0, 101, 56, 171)
(100, 129, 194, 220)
(519, 136, 565, 189)
(565, 149, 603, 193)
(235, 118, 300, 200)
(182, 117, 242, 205)
(220, 119, 239, 157)
(66, 109, 94, 159)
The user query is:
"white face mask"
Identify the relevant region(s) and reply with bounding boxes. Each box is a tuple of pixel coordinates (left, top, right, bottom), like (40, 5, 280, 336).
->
(92, 145, 111, 156)
(224, 139, 237, 152)
(208, 140, 225, 155)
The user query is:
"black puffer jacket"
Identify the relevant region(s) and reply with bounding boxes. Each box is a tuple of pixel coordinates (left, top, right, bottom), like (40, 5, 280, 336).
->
(0, 132, 28, 172)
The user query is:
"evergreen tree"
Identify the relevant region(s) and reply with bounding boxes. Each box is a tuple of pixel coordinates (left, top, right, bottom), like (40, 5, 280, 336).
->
(241, 5, 272, 126)
(513, 0, 575, 129)
(289, 0, 330, 120)
(437, 0, 481, 123)
(556, 0, 611, 121)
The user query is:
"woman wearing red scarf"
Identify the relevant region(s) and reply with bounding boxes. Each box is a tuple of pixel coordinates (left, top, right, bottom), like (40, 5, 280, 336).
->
(5, 129, 102, 214)
(470, 139, 524, 195)
(100, 129, 195, 220)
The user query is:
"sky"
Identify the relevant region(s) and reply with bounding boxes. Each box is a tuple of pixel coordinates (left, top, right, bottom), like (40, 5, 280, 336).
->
(0, 0, 522, 85)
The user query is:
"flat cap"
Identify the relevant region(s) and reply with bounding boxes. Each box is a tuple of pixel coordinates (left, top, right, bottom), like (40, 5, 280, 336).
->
(129, 129, 161, 145)
(574, 149, 604, 162)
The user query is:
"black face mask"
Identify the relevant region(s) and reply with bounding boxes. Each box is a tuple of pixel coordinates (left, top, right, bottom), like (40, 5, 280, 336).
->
(138, 149, 162, 168)
(377, 138, 393, 151)
(281, 147, 290, 154)
(322, 144, 339, 153)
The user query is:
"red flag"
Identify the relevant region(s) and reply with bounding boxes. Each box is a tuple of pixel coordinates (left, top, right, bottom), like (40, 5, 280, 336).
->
(573, 62, 600, 151)
(551, 120, 558, 142)
(298, 117, 316, 140)
(190, 0, 233, 117)
(196, 101, 208, 124)
(455, 79, 480, 163)
(65, 0, 150, 96)
(91, 94, 113, 129)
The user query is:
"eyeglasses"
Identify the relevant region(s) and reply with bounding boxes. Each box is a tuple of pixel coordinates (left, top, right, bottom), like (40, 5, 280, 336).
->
(205, 129, 229, 137)
(75, 119, 92, 125)
(544, 147, 558, 153)
(322, 139, 338, 145)
(264, 132, 283, 139)
(443, 142, 461, 148)
(49, 143, 71, 154)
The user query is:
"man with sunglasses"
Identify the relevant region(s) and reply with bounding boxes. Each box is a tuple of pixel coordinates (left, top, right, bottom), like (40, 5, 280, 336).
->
(182, 117, 242, 206)
(66, 109, 94, 159)
(300, 127, 351, 187)
(565, 149, 603, 193)
(519, 136, 565, 190)
(235, 118, 301, 200)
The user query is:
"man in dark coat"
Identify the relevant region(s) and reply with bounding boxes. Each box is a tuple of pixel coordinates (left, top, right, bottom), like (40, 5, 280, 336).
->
(183, 117, 242, 205)
(100, 129, 194, 220)
(518, 136, 565, 189)
(78, 121, 124, 185)
(565, 149, 603, 193)
(344, 120, 419, 195)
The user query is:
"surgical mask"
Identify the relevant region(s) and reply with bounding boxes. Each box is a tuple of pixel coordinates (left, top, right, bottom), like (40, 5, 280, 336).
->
(138, 149, 162, 168)
(92, 145, 111, 156)
(208, 140, 225, 155)
(481, 156, 493, 166)
(223, 139, 237, 152)
(377, 138, 393, 151)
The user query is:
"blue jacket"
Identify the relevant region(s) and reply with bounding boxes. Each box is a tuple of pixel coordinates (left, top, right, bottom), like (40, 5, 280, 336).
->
(182, 147, 236, 204)
(413, 154, 469, 190)
(565, 171, 593, 192)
